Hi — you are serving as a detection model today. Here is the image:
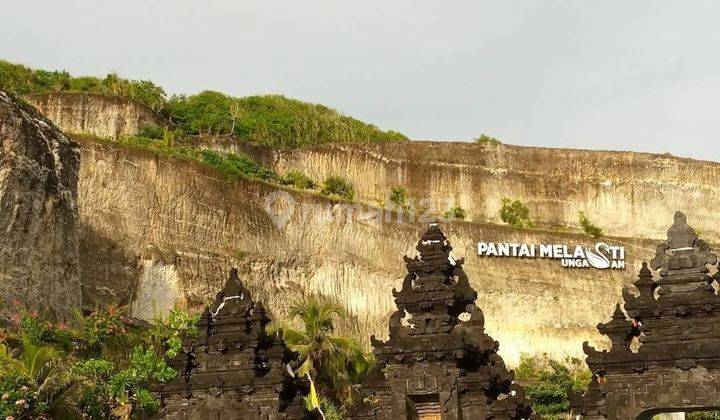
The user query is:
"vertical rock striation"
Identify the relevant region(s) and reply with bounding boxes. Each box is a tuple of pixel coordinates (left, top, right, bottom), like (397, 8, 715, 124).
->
(25, 92, 165, 138)
(0, 91, 82, 321)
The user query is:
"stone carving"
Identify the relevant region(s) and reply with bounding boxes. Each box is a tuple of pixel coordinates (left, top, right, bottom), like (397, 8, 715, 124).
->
(158, 268, 312, 419)
(350, 223, 534, 419)
(572, 212, 720, 419)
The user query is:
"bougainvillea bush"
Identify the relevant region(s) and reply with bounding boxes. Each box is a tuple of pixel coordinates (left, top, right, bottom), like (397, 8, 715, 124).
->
(0, 303, 198, 419)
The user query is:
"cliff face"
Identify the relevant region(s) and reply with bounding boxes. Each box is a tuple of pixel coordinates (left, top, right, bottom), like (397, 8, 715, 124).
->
(28, 93, 720, 365)
(25, 93, 165, 138)
(229, 141, 720, 242)
(76, 138, 660, 365)
(0, 91, 82, 321)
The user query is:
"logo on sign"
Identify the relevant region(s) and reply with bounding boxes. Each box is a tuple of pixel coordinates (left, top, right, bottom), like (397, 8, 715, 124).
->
(476, 242, 626, 269)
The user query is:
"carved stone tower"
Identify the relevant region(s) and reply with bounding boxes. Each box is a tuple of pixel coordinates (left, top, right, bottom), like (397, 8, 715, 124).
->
(573, 212, 720, 418)
(158, 268, 311, 419)
(350, 223, 534, 419)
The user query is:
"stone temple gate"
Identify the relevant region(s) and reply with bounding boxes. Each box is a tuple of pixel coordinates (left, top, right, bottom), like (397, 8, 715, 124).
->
(350, 223, 534, 419)
(157, 268, 312, 419)
(572, 212, 720, 419)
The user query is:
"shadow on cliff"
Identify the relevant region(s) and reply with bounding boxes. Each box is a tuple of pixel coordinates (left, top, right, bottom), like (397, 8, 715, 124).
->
(78, 224, 139, 308)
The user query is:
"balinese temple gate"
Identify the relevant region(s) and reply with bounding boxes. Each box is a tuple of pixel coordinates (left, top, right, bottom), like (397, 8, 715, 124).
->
(349, 223, 534, 419)
(573, 212, 720, 418)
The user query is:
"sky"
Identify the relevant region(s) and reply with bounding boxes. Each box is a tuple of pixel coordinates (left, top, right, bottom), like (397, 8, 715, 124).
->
(2, 1, 720, 161)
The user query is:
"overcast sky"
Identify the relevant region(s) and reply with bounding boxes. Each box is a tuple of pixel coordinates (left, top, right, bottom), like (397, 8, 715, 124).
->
(2, 1, 719, 161)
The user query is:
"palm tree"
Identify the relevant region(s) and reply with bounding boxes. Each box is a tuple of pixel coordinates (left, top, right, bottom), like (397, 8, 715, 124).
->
(1, 337, 82, 419)
(281, 296, 374, 412)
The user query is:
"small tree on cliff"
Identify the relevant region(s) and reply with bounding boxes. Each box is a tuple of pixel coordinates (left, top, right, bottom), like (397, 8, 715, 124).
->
(499, 198, 534, 228)
(281, 297, 374, 413)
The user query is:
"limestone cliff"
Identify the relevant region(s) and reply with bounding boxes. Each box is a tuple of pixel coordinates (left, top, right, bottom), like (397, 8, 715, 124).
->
(229, 141, 720, 242)
(25, 92, 165, 138)
(0, 91, 82, 321)
(27, 93, 720, 365)
(76, 138, 662, 365)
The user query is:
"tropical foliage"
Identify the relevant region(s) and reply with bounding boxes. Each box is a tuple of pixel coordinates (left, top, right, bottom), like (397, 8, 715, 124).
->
(281, 296, 374, 418)
(0, 59, 408, 148)
(515, 353, 591, 416)
(499, 198, 534, 228)
(0, 304, 198, 419)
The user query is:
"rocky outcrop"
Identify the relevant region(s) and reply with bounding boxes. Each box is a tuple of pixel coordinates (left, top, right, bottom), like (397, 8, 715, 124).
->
(76, 138, 661, 365)
(0, 91, 82, 321)
(25, 92, 165, 138)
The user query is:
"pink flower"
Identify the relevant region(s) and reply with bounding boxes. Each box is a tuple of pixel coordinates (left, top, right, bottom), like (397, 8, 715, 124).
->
(7, 416, 15, 420)
(58, 323, 68, 330)
(11, 299, 20, 307)
(30, 311, 39, 318)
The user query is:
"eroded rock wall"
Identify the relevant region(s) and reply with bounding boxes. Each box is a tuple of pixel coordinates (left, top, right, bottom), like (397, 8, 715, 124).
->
(232, 141, 720, 242)
(76, 138, 661, 365)
(25, 92, 165, 138)
(0, 91, 82, 321)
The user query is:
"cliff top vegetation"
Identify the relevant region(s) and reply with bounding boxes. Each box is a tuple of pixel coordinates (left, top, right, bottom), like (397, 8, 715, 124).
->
(0, 59, 408, 148)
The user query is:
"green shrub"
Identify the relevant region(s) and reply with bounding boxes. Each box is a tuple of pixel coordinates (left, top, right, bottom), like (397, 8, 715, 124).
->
(166, 92, 408, 147)
(321, 176, 354, 200)
(0, 305, 199, 419)
(1, 59, 407, 148)
(515, 354, 591, 416)
(389, 186, 410, 210)
(138, 124, 164, 140)
(281, 171, 316, 190)
(500, 198, 533, 228)
(444, 206, 467, 220)
(474, 134, 501, 145)
(199, 149, 276, 180)
(578, 211, 603, 237)
(0, 60, 167, 112)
